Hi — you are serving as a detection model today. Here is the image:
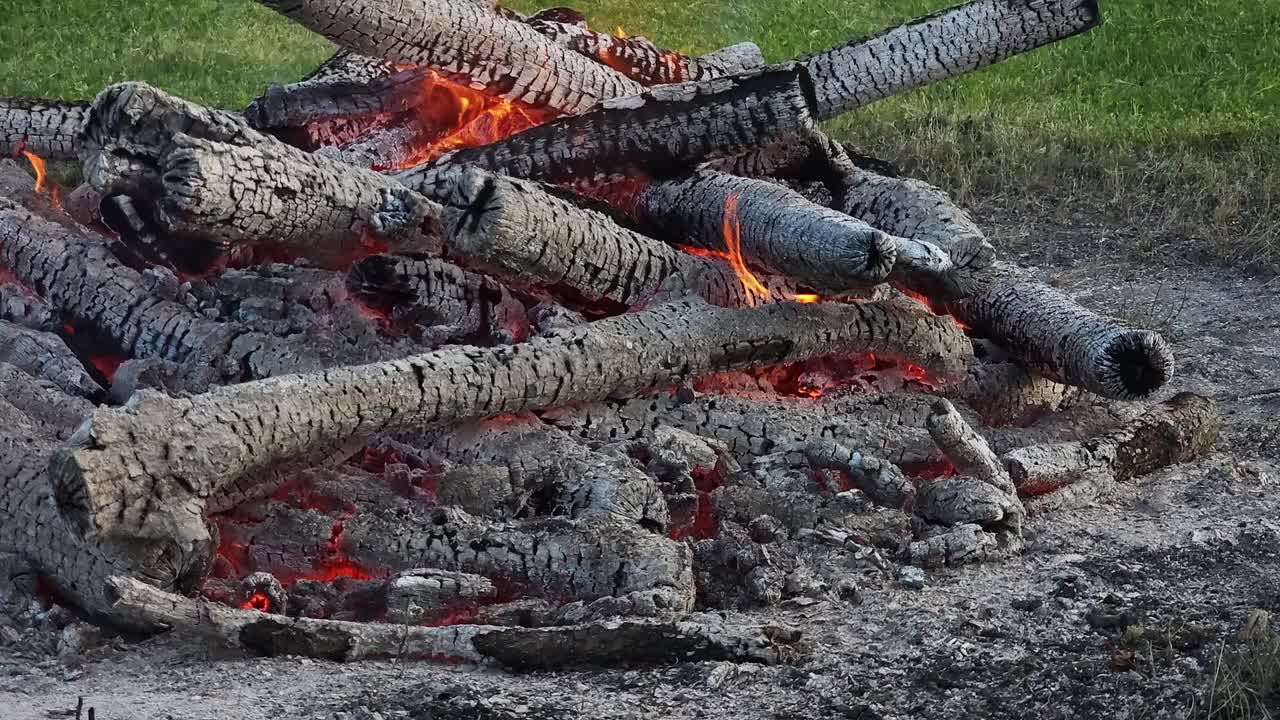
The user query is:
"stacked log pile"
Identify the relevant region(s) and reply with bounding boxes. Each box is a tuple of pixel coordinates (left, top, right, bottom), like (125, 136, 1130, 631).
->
(0, 0, 1218, 669)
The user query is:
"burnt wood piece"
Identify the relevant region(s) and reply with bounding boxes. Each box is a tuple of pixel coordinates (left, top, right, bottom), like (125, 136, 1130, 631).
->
(383, 569, 497, 625)
(396, 66, 816, 185)
(52, 297, 971, 545)
(245, 50, 400, 129)
(838, 161, 1174, 399)
(564, 29, 763, 86)
(419, 413, 669, 527)
(1003, 392, 1220, 497)
(0, 282, 59, 332)
(542, 392, 940, 468)
(349, 253, 529, 345)
(0, 97, 89, 161)
(81, 83, 442, 267)
(0, 321, 103, 399)
(106, 576, 792, 665)
(803, 0, 1102, 120)
(245, 66, 430, 131)
(0, 367, 209, 629)
(254, 0, 643, 116)
(344, 509, 692, 610)
(634, 170, 900, 294)
(439, 167, 797, 308)
(948, 361, 1082, 427)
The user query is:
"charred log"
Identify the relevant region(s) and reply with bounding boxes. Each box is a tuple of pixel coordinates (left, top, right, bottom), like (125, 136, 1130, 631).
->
(1003, 392, 1220, 497)
(438, 167, 797, 308)
(947, 361, 1083, 427)
(634, 170, 901, 293)
(0, 321, 102, 399)
(397, 66, 816, 186)
(245, 50, 401, 130)
(51, 297, 970, 546)
(803, 0, 1102, 120)
(0, 97, 89, 161)
(254, 0, 643, 116)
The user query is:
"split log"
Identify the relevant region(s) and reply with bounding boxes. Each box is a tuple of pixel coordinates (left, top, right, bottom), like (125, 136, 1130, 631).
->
(254, 0, 643, 116)
(543, 392, 941, 468)
(418, 413, 669, 528)
(0, 98, 89, 161)
(51, 296, 971, 546)
(397, 66, 816, 186)
(802, 0, 1102, 120)
(1003, 392, 1220, 497)
(838, 161, 1174, 399)
(0, 321, 103, 399)
(633, 170, 901, 293)
(343, 509, 693, 610)
(107, 576, 792, 666)
(438, 167, 797, 308)
(81, 83, 442, 268)
(349, 253, 530, 345)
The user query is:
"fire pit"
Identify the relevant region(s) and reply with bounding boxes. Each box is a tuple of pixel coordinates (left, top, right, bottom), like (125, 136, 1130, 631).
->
(0, 0, 1219, 669)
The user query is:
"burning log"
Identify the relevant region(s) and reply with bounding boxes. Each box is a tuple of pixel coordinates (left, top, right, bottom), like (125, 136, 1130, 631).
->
(564, 31, 763, 86)
(838, 161, 1174, 399)
(634, 170, 904, 294)
(543, 392, 941, 468)
(948, 361, 1083, 427)
(349, 253, 529, 344)
(81, 83, 442, 269)
(802, 0, 1102, 120)
(1003, 392, 1220, 498)
(107, 575, 793, 666)
(0, 97, 89, 161)
(254, 0, 645, 116)
(51, 297, 970, 548)
(0, 321, 103, 399)
(437, 167, 797, 308)
(397, 66, 816, 185)
(245, 50, 400, 129)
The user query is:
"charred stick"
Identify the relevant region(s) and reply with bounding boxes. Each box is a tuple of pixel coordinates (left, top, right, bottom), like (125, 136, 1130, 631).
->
(803, 0, 1102, 120)
(254, 0, 643, 116)
(633, 170, 899, 293)
(438, 167, 795, 308)
(106, 576, 790, 666)
(0, 97, 89, 162)
(397, 66, 816, 185)
(1003, 392, 1220, 496)
(52, 297, 971, 544)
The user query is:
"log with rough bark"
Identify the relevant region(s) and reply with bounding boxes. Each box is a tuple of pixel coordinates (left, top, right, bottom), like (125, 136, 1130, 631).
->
(947, 361, 1082, 427)
(51, 296, 970, 548)
(254, 0, 643, 116)
(437, 166, 797, 308)
(245, 66, 431, 131)
(81, 83, 442, 267)
(107, 575, 793, 666)
(349, 253, 530, 344)
(245, 50, 400, 129)
(802, 0, 1102, 120)
(567, 32, 763, 86)
(838, 161, 1175, 399)
(0, 97, 89, 161)
(396, 66, 816, 186)
(1003, 392, 1220, 497)
(0, 321, 103, 399)
(634, 170, 910, 294)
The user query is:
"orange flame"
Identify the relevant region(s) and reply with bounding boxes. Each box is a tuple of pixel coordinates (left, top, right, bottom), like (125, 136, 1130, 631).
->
(791, 293, 820, 304)
(21, 150, 46, 193)
(614, 25, 627, 38)
(722, 194, 770, 304)
(899, 287, 968, 330)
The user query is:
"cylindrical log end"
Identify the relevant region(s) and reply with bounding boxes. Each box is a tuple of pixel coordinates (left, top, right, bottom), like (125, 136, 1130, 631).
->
(1096, 329, 1175, 400)
(47, 444, 100, 539)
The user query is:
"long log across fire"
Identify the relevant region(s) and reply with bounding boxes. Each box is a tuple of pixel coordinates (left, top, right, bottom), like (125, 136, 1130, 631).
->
(0, 0, 1215, 669)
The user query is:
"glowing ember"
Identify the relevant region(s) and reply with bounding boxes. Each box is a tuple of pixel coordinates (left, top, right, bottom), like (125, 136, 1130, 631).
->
(721, 194, 771, 304)
(241, 592, 272, 611)
(791, 293, 820, 304)
(87, 353, 125, 384)
(900, 287, 968, 330)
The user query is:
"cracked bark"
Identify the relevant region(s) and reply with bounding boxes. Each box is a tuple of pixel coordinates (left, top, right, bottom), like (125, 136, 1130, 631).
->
(947, 361, 1083, 427)
(1003, 392, 1220, 497)
(802, 0, 1101, 120)
(396, 66, 816, 185)
(0, 321, 103, 399)
(253, 0, 643, 116)
(245, 50, 402, 130)
(51, 296, 970, 548)
(0, 97, 89, 161)
(438, 167, 797, 308)
(634, 170, 902, 294)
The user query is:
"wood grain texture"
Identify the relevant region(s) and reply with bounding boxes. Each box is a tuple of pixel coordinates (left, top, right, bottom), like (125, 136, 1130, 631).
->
(0, 97, 89, 161)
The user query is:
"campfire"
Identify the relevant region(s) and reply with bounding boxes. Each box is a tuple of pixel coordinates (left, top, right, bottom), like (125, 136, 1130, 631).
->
(0, 0, 1219, 668)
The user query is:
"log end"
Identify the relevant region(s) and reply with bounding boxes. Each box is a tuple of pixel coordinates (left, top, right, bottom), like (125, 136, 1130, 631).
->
(1098, 329, 1174, 400)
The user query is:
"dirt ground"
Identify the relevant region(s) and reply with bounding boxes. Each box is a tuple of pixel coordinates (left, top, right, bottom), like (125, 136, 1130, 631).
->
(3, 205, 1277, 720)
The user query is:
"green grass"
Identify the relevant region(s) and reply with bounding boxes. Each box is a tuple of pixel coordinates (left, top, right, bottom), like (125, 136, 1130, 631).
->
(2, 0, 1276, 267)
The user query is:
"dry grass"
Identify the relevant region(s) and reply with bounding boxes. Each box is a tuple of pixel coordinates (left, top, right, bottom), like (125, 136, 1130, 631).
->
(1196, 616, 1280, 720)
